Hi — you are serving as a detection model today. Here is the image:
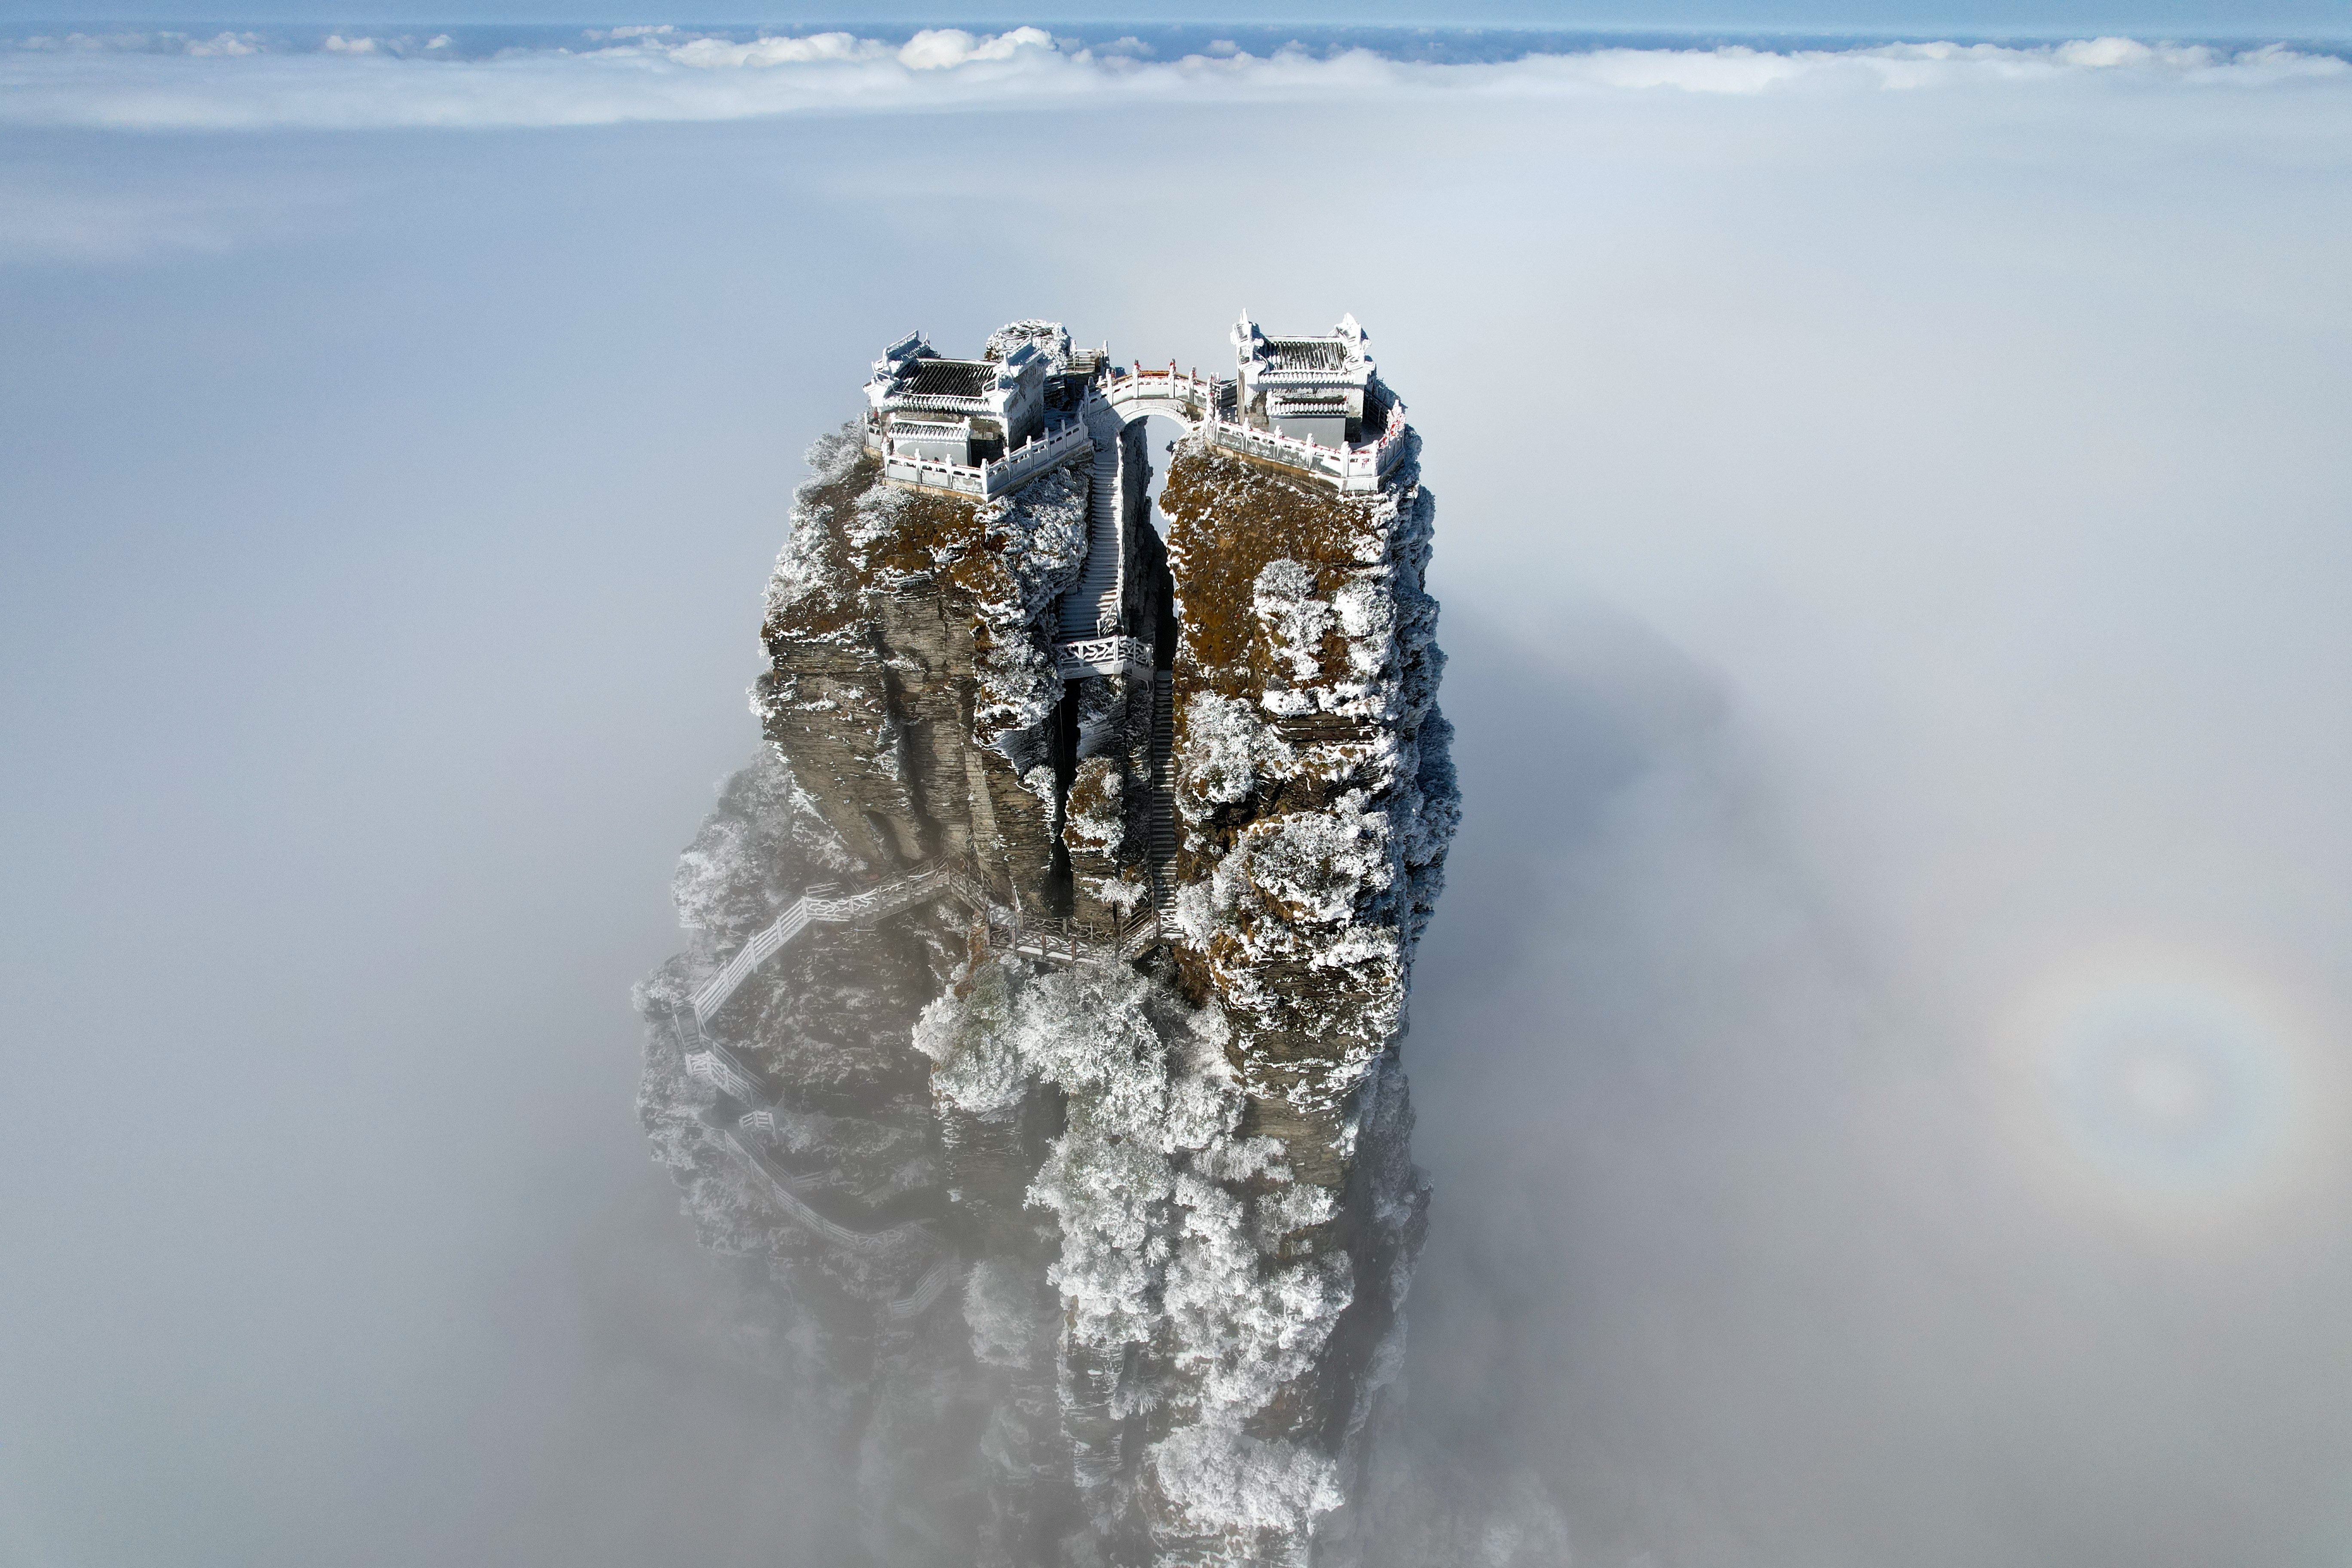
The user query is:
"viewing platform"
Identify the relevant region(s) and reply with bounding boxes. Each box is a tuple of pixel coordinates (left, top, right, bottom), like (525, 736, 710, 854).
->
(1053, 633, 1152, 680)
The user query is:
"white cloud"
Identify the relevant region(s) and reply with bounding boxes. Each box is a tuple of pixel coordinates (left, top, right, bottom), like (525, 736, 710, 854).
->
(656, 30, 884, 71)
(893, 25, 1056, 71)
(184, 32, 258, 58)
(0, 30, 2340, 132)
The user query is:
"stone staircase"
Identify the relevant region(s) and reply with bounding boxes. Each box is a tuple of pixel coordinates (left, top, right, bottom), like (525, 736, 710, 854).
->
(692, 858, 1156, 1029)
(679, 1009, 960, 1319)
(675, 850, 1176, 1320)
(1148, 668, 1176, 915)
(1057, 437, 1121, 637)
(691, 863, 967, 1024)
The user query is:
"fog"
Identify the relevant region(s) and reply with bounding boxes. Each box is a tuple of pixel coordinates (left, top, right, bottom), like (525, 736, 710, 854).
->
(4, 37, 2350, 1568)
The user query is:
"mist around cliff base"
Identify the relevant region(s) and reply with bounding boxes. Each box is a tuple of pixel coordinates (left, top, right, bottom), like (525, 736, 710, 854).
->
(3, 38, 2352, 1568)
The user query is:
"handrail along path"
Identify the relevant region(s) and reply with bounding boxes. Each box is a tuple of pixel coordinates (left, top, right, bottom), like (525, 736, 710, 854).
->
(680, 858, 1164, 1320)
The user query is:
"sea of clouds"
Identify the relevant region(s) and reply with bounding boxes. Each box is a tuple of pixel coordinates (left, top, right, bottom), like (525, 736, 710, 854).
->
(5, 27, 2351, 1568)
(1, 24, 2346, 128)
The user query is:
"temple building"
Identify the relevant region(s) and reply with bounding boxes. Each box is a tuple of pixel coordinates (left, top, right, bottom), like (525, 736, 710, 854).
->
(1231, 310, 1379, 447)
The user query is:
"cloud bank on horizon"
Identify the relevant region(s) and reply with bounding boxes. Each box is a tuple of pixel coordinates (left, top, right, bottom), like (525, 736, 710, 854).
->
(3, 25, 2346, 129)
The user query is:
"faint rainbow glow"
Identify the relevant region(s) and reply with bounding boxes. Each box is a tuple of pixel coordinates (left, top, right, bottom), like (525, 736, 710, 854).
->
(2000, 952, 2331, 1222)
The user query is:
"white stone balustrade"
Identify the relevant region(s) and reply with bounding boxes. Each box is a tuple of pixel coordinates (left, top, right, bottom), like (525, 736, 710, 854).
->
(1199, 389, 1409, 495)
(878, 450, 989, 496)
(1100, 366, 1220, 424)
(1098, 364, 1407, 492)
(1053, 634, 1152, 680)
(874, 415, 1091, 499)
(679, 1013, 952, 1310)
(979, 417, 1091, 495)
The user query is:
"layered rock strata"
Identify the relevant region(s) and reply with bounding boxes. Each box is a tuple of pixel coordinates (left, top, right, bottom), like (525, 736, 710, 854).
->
(636, 318, 1456, 1568)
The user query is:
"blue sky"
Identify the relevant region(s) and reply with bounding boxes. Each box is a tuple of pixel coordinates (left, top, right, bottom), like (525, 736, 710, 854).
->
(5, 0, 2350, 37)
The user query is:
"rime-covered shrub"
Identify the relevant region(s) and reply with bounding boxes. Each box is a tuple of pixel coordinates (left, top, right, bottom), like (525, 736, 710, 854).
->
(1253, 557, 1335, 702)
(1151, 1427, 1346, 1537)
(1064, 756, 1126, 859)
(671, 747, 799, 944)
(914, 960, 1027, 1118)
(1179, 692, 1294, 815)
(963, 1258, 1046, 1369)
(764, 424, 868, 631)
(915, 954, 1363, 1546)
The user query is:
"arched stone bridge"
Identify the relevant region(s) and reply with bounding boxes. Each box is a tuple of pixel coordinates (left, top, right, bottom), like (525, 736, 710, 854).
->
(1097, 365, 1222, 431)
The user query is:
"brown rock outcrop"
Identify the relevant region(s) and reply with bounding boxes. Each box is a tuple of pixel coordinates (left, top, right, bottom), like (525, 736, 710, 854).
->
(637, 318, 1455, 1568)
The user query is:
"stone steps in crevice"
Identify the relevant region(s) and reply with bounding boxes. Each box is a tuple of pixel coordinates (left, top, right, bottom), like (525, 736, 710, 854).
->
(1147, 667, 1176, 916)
(1057, 440, 1122, 639)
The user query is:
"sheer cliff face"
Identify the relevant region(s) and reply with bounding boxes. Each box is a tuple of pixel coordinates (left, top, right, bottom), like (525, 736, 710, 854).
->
(1161, 440, 1454, 1128)
(637, 356, 1455, 1568)
(1151, 437, 1453, 1560)
(756, 425, 1085, 901)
